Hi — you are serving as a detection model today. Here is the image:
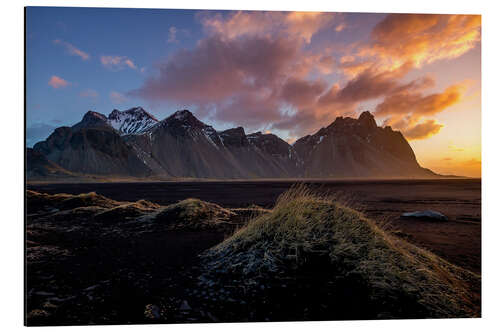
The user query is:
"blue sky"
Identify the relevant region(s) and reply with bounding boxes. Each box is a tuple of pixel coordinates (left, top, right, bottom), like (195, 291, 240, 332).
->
(26, 7, 202, 128)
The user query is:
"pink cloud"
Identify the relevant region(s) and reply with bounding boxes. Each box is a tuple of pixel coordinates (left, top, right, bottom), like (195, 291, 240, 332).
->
(110, 91, 128, 104)
(100, 56, 137, 71)
(79, 89, 99, 99)
(130, 35, 300, 104)
(48, 75, 70, 89)
(53, 39, 89, 61)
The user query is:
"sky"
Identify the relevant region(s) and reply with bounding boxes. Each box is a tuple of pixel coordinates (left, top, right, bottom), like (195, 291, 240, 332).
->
(26, 7, 481, 177)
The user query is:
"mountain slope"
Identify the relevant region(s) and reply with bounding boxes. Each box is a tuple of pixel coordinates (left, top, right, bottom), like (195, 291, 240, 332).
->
(26, 148, 74, 179)
(293, 111, 435, 178)
(33, 111, 152, 177)
(125, 110, 300, 178)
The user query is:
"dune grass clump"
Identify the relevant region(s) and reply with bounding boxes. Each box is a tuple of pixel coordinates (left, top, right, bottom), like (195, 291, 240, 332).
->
(152, 198, 236, 230)
(201, 184, 480, 319)
(94, 200, 160, 223)
(27, 190, 121, 213)
(57, 192, 121, 210)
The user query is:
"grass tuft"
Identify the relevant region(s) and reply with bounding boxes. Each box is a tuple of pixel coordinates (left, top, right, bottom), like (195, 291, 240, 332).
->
(151, 198, 236, 230)
(202, 184, 480, 319)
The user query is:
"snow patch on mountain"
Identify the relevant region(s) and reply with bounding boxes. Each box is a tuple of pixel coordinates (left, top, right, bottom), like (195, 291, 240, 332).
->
(108, 107, 159, 135)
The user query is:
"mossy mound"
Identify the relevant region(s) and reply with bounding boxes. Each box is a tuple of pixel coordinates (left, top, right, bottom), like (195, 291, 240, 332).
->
(51, 206, 107, 221)
(200, 186, 480, 320)
(152, 198, 236, 230)
(57, 192, 121, 210)
(94, 200, 161, 223)
(27, 190, 121, 213)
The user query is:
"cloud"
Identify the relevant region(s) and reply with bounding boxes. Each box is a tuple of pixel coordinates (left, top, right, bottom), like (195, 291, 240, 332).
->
(53, 39, 90, 61)
(79, 89, 99, 100)
(130, 34, 299, 104)
(280, 77, 327, 108)
(131, 12, 480, 140)
(448, 144, 465, 152)
(375, 83, 465, 122)
(130, 11, 340, 136)
(373, 82, 466, 140)
(109, 91, 128, 104)
(200, 11, 337, 43)
(365, 14, 481, 69)
(402, 119, 443, 140)
(462, 158, 481, 167)
(168, 26, 178, 43)
(48, 75, 70, 89)
(338, 58, 372, 78)
(335, 64, 412, 104)
(100, 56, 137, 71)
(335, 23, 346, 32)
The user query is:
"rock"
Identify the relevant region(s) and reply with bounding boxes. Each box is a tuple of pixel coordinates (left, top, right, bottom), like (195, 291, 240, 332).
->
(401, 210, 448, 221)
(144, 304, 161, 319)
(34, 291, 55, 296)
(179, 300, 192, 312)
(206, 311, 218, 322)
(28, 309, 50, 319)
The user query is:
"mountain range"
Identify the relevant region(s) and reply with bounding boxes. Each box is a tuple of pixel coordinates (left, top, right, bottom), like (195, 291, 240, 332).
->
(28, 107, 437, 179)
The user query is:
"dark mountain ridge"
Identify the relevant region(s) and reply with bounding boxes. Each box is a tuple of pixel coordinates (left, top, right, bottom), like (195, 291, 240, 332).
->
(29, 107, 438, 179)
(293, 111, 435, 178)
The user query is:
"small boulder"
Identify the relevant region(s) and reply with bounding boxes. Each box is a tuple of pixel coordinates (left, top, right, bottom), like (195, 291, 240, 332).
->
(144, 304, 161, 319)
(401, 210, 448, 221)
(179, 300, 192, 312)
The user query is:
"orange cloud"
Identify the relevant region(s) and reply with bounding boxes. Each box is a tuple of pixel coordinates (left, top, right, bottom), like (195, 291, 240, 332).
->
(53, 39, 89, 61)
(335, 23, 346, 32)
(367, 14, 480, 68)
(462, 158, 481, 167)
(403, 119, 443, 140)
(448, 144, 465, 152)
(284, 12, 336, 43)
(48, 75, 70, 89)
(200, 11, 336, 43)
(376, 84, 464, 119)
(338, 59, 372, 78)
(375, 83, 466, 140)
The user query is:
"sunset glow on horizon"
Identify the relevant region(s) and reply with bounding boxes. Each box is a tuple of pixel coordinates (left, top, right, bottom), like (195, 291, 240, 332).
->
(26, 8, 481, 177)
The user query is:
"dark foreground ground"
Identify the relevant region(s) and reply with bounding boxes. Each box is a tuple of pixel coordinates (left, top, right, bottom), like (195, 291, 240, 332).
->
(29, 179, 481, 273)
(26, 179, 481, 325)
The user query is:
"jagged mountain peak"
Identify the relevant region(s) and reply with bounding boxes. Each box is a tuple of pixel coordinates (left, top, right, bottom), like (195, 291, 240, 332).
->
(83, 110, 107, 122)
(219, 127, 248, 148)
(172, 109, 193, 118)
(72, 110, 110, 131)
(152, 109, 213, 134)
(326, 111, 378, 132)
(165, 110, 201, 124)
(107, 106, 158, 135)
(221, 127, 246, 137)
(109, 106, 158, 121)
(358, 111, 377, 128)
